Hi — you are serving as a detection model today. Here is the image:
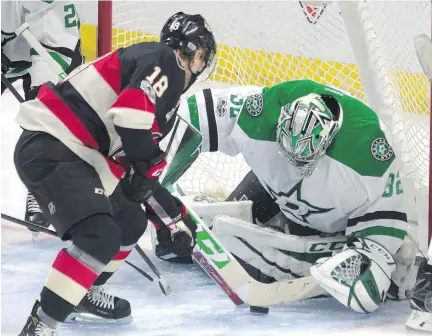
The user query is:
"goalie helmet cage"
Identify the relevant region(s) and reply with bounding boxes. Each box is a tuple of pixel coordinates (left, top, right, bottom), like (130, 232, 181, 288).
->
(97, 1, 432, 257)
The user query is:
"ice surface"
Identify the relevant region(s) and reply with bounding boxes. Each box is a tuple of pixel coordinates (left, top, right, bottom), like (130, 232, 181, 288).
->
(1, 82, 423, 336)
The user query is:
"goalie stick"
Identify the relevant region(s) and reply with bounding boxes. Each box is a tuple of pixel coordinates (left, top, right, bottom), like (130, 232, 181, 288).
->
(146, 192, 327, 307)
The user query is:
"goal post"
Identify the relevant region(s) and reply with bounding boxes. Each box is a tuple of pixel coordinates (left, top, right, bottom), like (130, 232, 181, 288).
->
(96, 1, 432, 255)
(97, 1, 112, 57)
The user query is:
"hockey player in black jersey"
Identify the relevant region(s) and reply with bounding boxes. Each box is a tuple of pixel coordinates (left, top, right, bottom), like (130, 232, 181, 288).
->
(14, 12, 217, 335)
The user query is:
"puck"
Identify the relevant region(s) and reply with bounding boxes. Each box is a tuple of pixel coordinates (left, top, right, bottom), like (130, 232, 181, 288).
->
(249, 306, 269, 314)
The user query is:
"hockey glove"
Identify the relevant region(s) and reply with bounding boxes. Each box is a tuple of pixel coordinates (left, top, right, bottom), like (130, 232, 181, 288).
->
(120, 153, 167, 203)
(146, 188, 197, 257)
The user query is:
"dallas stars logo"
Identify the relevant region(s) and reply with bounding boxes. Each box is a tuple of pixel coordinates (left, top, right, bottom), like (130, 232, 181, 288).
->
(264, 181, 334, 224)
(245, 94, 263, 117)
(371, 137, 394, 161)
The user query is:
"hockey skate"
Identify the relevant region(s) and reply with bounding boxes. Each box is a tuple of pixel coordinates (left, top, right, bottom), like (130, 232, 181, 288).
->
(19, 300, 57, 336)
(406, 264, 432, 332)
(65, 286, 132, 324)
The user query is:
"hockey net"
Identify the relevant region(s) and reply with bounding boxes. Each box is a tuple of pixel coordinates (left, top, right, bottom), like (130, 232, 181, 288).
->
(98, 1, 431, 253)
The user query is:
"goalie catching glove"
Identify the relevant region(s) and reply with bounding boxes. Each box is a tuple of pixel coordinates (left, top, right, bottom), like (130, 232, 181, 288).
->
(310, 237, 396, 313)
(146, 187, 197, 261)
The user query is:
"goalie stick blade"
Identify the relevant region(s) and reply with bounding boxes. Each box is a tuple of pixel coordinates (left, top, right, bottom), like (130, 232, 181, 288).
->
(414, 34, 432, 82)
(193, 245, 326, 306)
(217, 254, 327, 306)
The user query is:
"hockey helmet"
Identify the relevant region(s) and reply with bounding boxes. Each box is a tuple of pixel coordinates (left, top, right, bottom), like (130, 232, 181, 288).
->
(160, 12, 217, 86)
(276, 93, 342, 176)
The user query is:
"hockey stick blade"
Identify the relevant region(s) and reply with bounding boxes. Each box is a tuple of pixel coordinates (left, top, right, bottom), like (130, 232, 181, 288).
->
(134, 244, 172, 296)
(414, 34, 432, 82)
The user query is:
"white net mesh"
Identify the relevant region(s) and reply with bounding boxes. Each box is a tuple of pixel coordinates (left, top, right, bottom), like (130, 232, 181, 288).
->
(331, 254, 363, 287)
(359, 2, 430, 189)
(110, 1, 431, 215)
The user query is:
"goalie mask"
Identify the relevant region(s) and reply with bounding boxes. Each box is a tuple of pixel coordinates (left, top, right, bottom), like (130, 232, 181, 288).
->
(160, 12, 217, 90)
(276, 93, 342, 176)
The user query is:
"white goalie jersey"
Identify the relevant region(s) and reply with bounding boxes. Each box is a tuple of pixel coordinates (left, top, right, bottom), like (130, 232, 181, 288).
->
(176, 80, 408, 257)
(1, 0, 81, 87)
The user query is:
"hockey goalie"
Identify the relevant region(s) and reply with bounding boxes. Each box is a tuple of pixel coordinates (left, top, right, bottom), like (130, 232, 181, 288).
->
(157, 79, 419, 314)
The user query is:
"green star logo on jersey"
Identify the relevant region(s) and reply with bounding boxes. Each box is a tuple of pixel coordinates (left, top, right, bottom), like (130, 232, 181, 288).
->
(371, 137, 394, 161)
(264, 181, 334, 224)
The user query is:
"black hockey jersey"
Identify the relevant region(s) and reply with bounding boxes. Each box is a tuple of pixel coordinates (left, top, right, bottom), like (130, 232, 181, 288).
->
(16, 42, 186, 195)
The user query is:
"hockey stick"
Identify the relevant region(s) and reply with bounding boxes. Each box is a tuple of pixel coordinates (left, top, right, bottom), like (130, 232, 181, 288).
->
(124, 260, 153, 282)
(0, 213, 160, 288)
(145, 195, 244, 305)
(1, 213, 57, 237)
(134, 244, 172, 295)
(1, 73, 24, 103)
(15, 23, 67, 81)
(146, 192, 327, 307)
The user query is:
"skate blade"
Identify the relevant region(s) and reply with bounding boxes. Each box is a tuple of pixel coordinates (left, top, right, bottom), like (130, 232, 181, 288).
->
(64, 312, 133, 325)
(406, 310, 432, 332)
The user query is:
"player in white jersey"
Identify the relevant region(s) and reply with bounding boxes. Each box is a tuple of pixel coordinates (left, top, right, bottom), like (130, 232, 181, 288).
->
(1, 0, 83, 229)
(160, 79, 419, 314)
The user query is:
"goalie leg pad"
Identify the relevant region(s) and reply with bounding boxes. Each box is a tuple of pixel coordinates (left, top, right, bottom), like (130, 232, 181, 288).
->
(213, 215, 346, 280)
(191, 200, 254, 229)
(310, 237, 396, 313)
